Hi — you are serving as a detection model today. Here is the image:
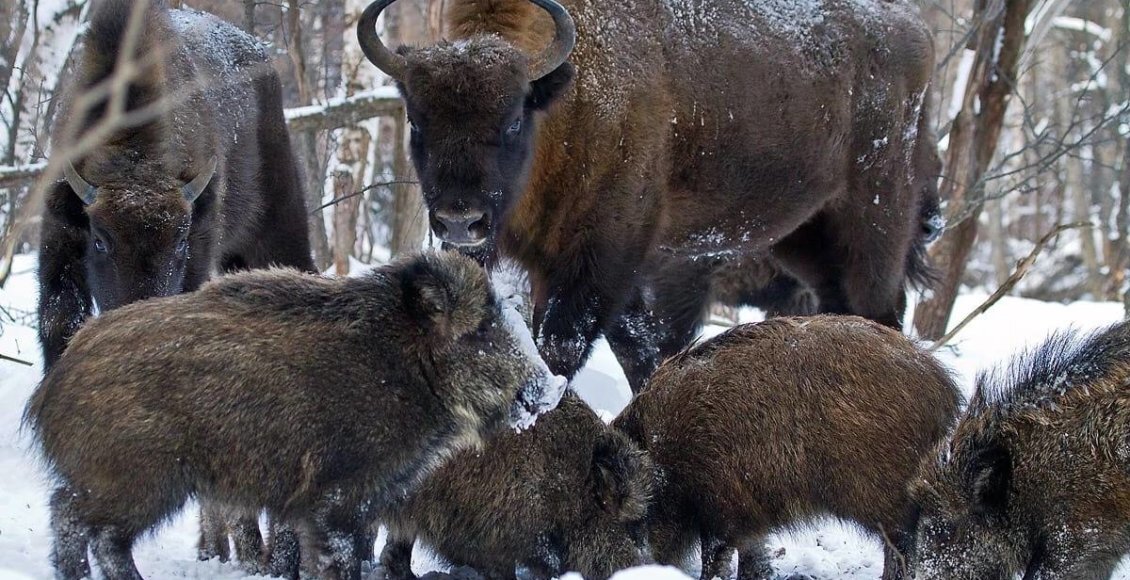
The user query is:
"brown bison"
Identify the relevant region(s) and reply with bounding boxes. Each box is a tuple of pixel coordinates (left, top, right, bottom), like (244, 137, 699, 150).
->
(25, 251, 566, 580)
(357, 0, 942, 391)
(38, 0, 314, 369)
(613, 316, 962, 580)
(378, 392, 653, 580)
(911, 323, 1130, 580)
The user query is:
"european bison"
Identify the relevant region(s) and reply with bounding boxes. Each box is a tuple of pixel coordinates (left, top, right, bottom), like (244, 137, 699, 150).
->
(358, 0, 941, 390)
(25, 251, 566, 580)
(613, 316, 962, 580)
(38, 0, 314, 369)
(911, 324, 1130, 580)
(378, 392, 653, 580)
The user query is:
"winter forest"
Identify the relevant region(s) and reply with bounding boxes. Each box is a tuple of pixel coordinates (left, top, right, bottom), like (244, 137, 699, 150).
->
(1, 0, 1130, 578)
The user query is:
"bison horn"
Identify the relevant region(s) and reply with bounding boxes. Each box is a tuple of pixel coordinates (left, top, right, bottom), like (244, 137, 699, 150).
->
(182, 156, 218, 203)
(64, 162, 97, 205)
(527, 0, 576, 81)
(357, 0, 409, 82)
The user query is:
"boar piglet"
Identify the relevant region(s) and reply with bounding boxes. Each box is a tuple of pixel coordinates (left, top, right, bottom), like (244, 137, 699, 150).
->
(378, 392, 654, 580)
(24, 251, 564, 580)
(614, 316, 962, 580)
(911, 322, 1130, 580)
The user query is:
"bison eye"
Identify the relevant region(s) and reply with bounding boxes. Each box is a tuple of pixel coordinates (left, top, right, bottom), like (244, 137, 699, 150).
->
(175, 238, 189, 258)
(505, 118, 522, 138)
(93, 237, 108, 254)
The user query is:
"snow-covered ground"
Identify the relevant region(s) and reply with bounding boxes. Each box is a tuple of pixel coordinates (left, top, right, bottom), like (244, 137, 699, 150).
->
(1, 252, 1128, 579)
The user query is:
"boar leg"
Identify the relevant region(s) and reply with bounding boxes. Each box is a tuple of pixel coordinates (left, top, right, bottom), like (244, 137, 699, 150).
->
(231, 512, 266, 573)
(90, 526, 143, 580)
(266, 517, 302, 579)
(735, 541, 774, 580)
(378, 534, 417, 580)
(879, 528, 914, 580)
(699, 535, 736, 580)
(49, 486, 92, 580)
(197, 503, 231, 562)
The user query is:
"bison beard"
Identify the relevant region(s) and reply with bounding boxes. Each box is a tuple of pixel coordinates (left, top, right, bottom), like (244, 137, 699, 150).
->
(37, 0, 315, 574)
(358, 0, 942, 392)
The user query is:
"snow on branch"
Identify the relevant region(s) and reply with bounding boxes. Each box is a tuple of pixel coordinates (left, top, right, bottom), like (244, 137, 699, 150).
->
(284, 87, 403, 132)
(0, 88, 404, 187)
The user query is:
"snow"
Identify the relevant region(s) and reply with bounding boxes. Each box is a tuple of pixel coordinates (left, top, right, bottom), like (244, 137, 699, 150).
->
(2, 252, 1129, 578)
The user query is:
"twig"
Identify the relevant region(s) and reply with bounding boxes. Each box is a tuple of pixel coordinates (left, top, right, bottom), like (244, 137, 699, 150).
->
(310, 180, 418, 213)
(929, 222, 1092, 351)
(0, 352, 33, 367)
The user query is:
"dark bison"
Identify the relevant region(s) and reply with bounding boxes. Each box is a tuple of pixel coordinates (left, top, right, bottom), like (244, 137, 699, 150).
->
(357, 0, 941, 390)
(38, 0, 316, 566)
(911, 324, 1130, 580)
(613, 316, 962, 580)
(378, 392, 653, 580)
(25, 251, 566, 580)
(38, 0, 314, 369)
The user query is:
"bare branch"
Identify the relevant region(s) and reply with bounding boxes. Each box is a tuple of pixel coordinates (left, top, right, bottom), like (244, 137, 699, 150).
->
(929, 222, 1092, 351)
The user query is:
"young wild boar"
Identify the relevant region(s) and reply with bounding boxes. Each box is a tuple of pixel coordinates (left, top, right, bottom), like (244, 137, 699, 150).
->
(911, 323, 1130, 580)
(378, 392, 654, 580)
(613, 316, 962, 580)
(24, 251, 565, 580)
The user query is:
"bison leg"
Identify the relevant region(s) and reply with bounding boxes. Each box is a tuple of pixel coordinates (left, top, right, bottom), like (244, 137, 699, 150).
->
(735, 542, 774, 580)
(50, 486, 92, 580)
(378, 533, 416, 580)
(699, 534, 736, 580)
(604, 286, 662, 393)
(90, 526, 143, 580)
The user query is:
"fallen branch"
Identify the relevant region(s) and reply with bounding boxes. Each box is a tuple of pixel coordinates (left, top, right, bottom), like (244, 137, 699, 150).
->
(929, 221, 1092, 351)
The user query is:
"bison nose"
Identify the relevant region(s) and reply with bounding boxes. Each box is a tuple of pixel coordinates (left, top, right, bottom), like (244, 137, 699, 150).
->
(433, 210, 490, 246)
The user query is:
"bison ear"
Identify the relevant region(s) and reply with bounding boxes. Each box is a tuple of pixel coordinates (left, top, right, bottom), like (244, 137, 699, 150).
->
(401, 258, 457, 336)
(966, 437, 1012, 518)
(526, 61, 575, 111)
(591, 431, 653, 522)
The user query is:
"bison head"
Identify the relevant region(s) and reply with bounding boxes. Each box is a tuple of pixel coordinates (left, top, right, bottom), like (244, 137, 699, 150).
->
(358, 0, 575, 255)
(64, 157, 215, 311)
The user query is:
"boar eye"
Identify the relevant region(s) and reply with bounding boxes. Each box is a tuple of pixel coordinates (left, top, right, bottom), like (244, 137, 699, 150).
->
(505, 118, 522, 138)
(93, 237, 108, 254)
(175, 238, 189, 258)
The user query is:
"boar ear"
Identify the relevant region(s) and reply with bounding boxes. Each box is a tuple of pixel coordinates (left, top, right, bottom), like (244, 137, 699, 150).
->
(591, 431, 653, 522)
(966, 438, 1012, 517)
(401, 257, 457, 336)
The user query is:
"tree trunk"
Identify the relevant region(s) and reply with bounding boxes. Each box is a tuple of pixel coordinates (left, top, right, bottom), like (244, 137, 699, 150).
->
(379, 0, 434, 257)
(914, 0, 1033, 339)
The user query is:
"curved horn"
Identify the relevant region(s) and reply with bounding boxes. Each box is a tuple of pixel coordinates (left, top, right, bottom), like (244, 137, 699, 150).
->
(358, 0, 408, 82)
(527, 0, 576, 81)
(182, 156, 218, 203)
(64, 162, 97, 205)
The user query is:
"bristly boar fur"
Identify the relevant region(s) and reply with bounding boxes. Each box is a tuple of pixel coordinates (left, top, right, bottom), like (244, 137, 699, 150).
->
(613, 316, 962, 580)
(24, 251, 560, 580)
(378, 392, 653, 580)
(38, 0, 314, 369)
(911, 323, 1130, 580)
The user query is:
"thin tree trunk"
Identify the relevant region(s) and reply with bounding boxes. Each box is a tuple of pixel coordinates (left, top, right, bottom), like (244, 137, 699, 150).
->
(914, 0, 1033, 339)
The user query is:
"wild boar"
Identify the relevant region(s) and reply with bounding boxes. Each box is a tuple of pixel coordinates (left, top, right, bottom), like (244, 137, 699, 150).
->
(25, 251, 565, 580)
(614, 316, 962, 580)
